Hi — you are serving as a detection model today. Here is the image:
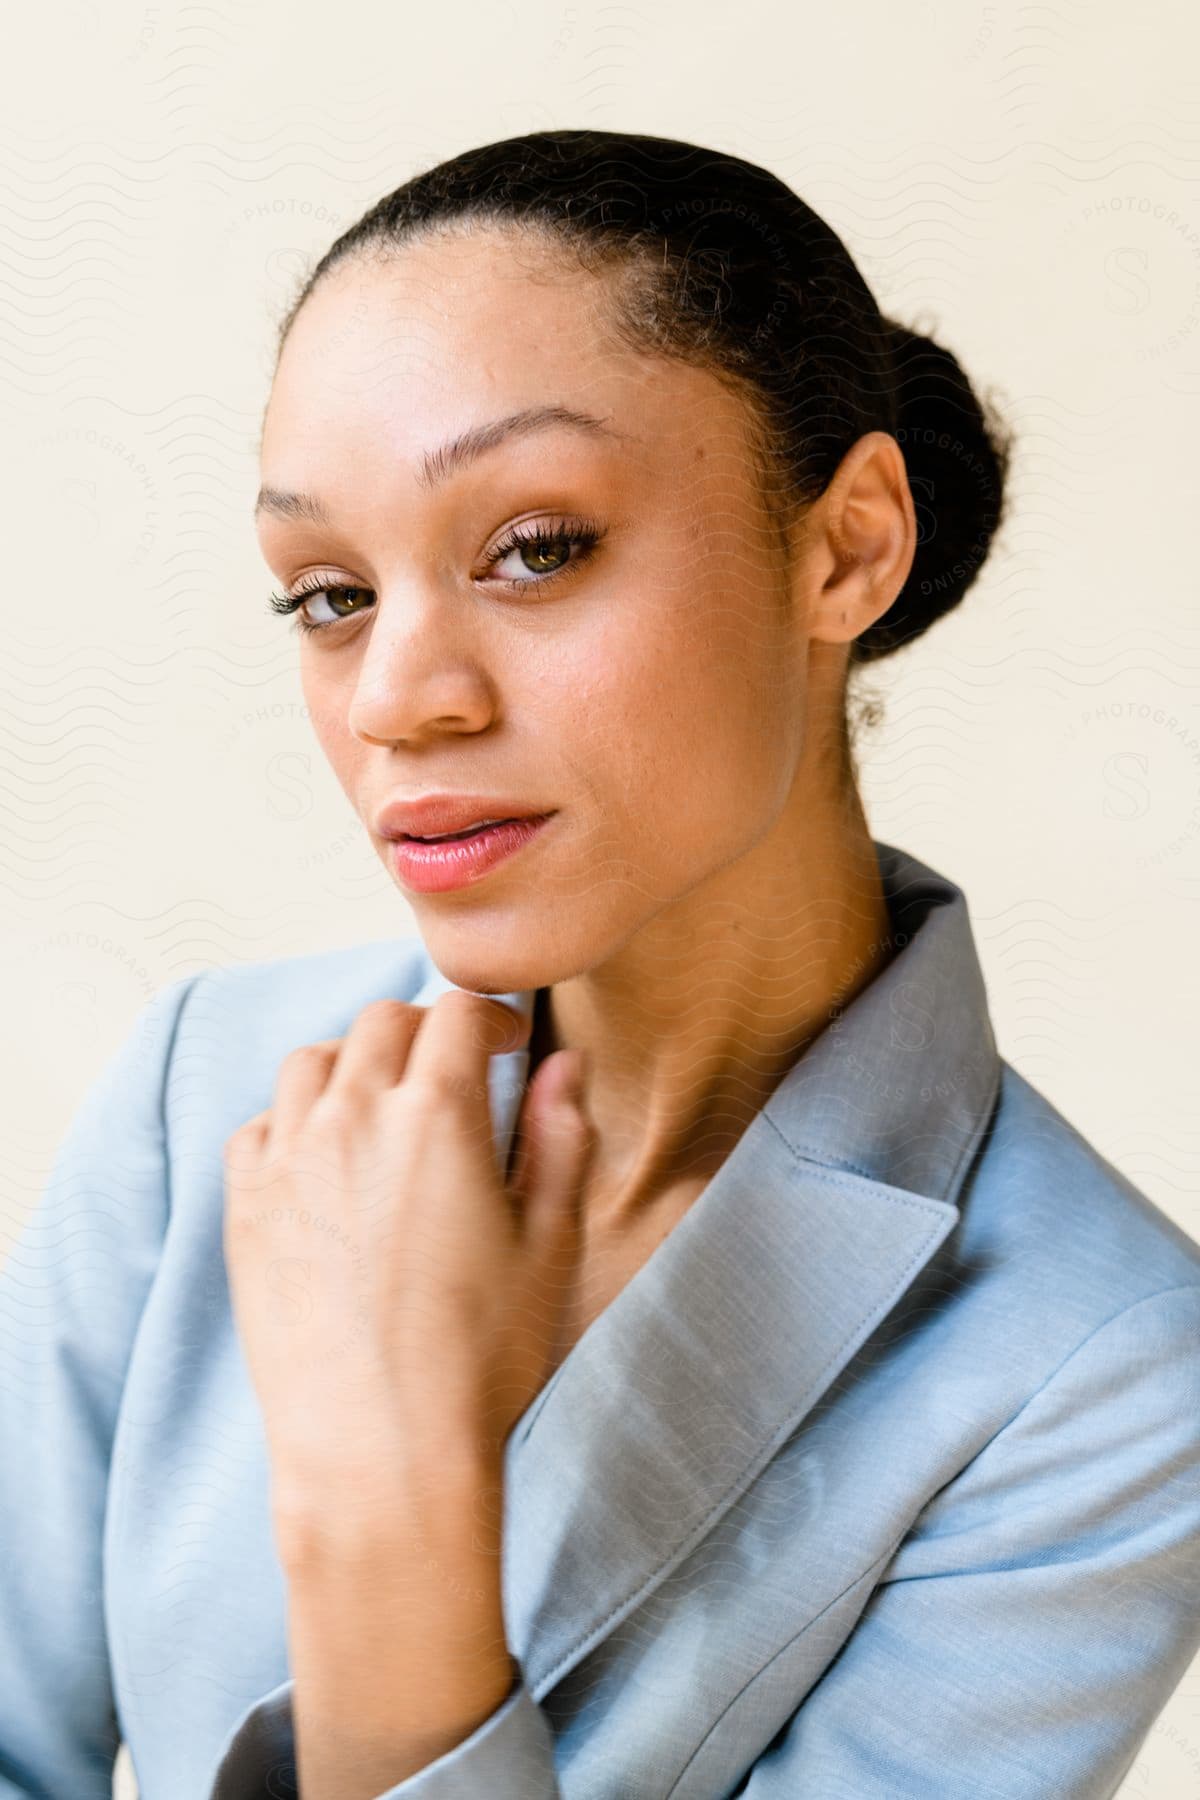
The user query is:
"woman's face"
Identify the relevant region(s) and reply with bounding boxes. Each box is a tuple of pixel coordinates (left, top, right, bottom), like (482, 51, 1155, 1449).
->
(256, 227, 823, 996)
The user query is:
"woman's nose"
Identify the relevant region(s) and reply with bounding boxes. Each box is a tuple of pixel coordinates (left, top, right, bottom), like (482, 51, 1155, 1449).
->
(344, 594, 497, 748)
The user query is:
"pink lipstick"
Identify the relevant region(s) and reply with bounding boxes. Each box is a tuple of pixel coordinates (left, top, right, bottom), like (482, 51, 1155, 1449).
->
(386, 813, 555, 893)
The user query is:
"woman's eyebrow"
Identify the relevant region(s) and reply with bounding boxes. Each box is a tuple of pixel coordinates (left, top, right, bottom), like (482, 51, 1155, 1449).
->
(254, 403, 630, 524)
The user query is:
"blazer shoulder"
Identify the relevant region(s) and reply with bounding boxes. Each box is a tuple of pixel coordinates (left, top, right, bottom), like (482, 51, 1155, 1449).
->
(181, 932, 434, 1015)
(967, 1057, 1200, 1318)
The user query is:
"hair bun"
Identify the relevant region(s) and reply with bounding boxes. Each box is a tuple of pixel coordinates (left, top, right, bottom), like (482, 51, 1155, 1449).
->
(851, 318, 1012, 664)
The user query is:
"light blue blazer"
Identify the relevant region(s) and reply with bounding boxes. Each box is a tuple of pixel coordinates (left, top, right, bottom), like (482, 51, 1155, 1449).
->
(2, 840, 1199, 1799)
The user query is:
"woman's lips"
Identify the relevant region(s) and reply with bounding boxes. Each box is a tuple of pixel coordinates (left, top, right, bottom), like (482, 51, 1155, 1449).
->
(387, 813, 556, 893)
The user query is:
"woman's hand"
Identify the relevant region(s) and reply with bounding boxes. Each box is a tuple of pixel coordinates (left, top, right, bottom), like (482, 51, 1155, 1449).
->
(221, 990, 593, 1796)
(221, 989, 595, 1532)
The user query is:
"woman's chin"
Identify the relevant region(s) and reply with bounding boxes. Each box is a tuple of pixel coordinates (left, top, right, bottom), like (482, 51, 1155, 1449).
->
(416, 933, 553, 1001)
(412, 891, 615, 997)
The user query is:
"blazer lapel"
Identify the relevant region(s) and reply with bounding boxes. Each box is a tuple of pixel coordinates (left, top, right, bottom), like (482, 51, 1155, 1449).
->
(502, 1134, 964, 1701)
(407, 840, 1002, 1707)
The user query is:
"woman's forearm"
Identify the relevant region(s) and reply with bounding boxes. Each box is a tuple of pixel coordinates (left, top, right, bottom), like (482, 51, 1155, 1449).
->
(279, 1452, 517, 1800)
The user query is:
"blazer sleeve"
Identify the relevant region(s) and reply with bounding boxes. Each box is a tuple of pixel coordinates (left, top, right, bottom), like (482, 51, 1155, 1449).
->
(0, 974, 198, 1799)
(735, 1281, 1200, 1800)
(209, 1671, 563, 1798)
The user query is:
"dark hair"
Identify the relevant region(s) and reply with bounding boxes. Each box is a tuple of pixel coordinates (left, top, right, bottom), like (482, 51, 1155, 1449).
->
(274, 128, 1011, 680)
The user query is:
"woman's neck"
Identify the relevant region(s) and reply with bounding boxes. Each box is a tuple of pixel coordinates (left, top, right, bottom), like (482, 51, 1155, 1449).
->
(530, 795, 895, 1237)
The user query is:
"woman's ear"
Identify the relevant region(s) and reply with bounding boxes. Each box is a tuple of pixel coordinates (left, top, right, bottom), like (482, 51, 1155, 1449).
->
(805, 431, 917, 645)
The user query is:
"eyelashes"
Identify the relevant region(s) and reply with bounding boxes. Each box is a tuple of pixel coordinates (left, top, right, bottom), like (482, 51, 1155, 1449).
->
(266, 579, 371, 636)
(266, 515, 606, 637)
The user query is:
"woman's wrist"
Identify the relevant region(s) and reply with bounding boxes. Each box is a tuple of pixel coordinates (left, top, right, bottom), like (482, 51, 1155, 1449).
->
(270, 1438, 506, 1577)
(279, 1449, 515, 1793)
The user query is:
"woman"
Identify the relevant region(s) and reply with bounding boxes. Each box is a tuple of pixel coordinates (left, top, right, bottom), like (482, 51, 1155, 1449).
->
(2, 129, 1198, 1800)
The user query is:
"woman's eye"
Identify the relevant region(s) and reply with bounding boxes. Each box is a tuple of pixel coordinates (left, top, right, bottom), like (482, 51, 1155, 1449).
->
(485, 524, 602, 588)
(266, 583, 375, 635)
(300, 584, 373, 625)
(491, 534, 574, 581)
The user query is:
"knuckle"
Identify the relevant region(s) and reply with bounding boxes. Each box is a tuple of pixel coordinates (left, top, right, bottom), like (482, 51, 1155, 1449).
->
(223, 1115, 263, 1152)
(305, 1090, 360, 1133)
(356, 997, 416, 1025)
(281, 1041, 338, 1071)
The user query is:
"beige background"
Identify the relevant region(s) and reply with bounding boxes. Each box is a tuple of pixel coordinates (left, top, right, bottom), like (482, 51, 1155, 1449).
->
(0, 1, 1197, 1795)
